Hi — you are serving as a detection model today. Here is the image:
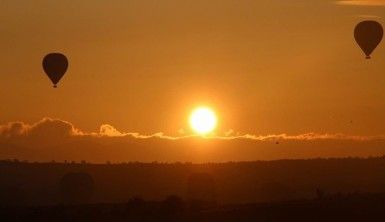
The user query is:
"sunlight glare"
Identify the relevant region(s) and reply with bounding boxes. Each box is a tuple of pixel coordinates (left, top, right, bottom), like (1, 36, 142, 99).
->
(189, 107, 217, 135)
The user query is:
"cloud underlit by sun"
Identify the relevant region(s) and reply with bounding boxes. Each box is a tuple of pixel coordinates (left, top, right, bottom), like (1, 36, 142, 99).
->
(335, 0, 385, 6)
(189, 107, 217, 135)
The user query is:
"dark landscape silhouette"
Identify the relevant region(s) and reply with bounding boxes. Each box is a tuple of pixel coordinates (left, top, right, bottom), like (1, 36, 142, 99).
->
(1, 157, 385, 221)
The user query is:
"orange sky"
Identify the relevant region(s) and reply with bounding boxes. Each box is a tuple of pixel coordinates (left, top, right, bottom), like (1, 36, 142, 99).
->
(1, 0, 385, 138)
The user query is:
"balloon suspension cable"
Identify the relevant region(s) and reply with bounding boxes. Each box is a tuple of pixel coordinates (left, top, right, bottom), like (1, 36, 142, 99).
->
(365, 56, 371, 59)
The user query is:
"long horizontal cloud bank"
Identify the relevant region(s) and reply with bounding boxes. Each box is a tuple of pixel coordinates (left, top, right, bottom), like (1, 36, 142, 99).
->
(335, 0, 385, 6)
(1, 118, 385, 163)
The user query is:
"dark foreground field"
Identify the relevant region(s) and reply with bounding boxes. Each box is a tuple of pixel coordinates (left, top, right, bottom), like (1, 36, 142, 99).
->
(1, 193, 385, 222)
(2, 157, 385, 205)
(1, 157, 385, 221)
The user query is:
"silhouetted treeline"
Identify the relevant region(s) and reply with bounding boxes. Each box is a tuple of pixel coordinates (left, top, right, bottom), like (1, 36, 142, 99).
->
(1, 157, 385, 206)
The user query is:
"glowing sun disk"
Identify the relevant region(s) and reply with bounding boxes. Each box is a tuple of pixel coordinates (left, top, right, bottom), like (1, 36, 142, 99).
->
(189, 107, 217, 135)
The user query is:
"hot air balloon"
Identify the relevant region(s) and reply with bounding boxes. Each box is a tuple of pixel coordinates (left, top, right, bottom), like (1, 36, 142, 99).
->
(354, 21, 383, 59)
(42, 53, 68, 88)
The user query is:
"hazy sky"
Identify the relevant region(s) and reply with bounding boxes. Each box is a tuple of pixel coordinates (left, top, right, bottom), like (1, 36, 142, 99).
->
(1, 0, 385, 138)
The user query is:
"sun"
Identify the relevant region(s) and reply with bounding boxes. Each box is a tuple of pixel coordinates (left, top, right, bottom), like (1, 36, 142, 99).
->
(189, 107, 217, 135)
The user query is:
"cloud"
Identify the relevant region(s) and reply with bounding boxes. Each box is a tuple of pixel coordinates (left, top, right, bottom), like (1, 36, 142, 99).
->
(335, 0, 385, 6)
(357, 14, 382, 19)
(99, 124, 124, 137)
(0, 118, 172, 140)
(0, 121, 29, 137)
(0, 118, 383, 141)
(28, 118, 84, 137)
(224, 129, 234, 137)
(0, 118, 84, 147)
(1, 118, 385, 163)
(0, 118, 82, 138)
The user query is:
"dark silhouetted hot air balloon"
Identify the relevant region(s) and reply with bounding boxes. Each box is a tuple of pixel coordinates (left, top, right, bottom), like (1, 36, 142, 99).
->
(42, 53, 68, 88)
(354, 21, 383, 59)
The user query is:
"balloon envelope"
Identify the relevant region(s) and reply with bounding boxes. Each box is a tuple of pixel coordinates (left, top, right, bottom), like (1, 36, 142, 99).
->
(42, 53, 68, 87)
(354, 21, 383, 59)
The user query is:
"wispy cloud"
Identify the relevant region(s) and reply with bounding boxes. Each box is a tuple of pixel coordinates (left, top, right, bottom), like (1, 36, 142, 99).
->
(335, 0, 385, 6)
(1, 118, 385, 163)
(0, 117, 383, 141)
(0, 118, 83, 138)
(357, 14, 382, 19)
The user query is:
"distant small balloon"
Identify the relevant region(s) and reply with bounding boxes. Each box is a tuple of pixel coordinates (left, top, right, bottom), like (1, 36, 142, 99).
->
(354, 21, 383, 59)
(42, 53, 68, 88)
